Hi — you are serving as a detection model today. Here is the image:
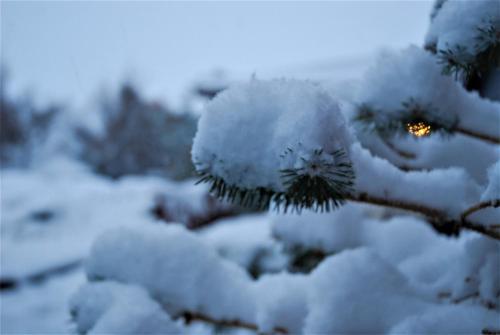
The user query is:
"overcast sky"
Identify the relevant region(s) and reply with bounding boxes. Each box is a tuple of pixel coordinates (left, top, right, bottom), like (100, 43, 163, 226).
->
(2, 1, 433, 109)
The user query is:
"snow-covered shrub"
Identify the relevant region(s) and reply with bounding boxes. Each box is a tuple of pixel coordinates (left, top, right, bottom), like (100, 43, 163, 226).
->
(0, 72, 61, 167)
(72, 1, 500, 334)
(77, 84, 197, 180)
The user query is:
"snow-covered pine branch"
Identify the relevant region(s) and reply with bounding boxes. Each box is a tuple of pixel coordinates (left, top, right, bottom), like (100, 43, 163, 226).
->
(355, 46, 500, 144)
(66, 1, 500, 334)
(192, 79, 355, 212)
(425, 0, 500, 93)
(192, 78, 498, 239)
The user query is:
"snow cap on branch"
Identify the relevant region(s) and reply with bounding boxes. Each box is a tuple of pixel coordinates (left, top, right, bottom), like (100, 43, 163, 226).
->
(271, 204, 366, 253)
(426, 0, 499, 57)
(85, 224, 256, 323)
(356, 46, 461, 135)
(355, 46, 500, 140)
(70, 282, 180, 334)
(192, 78, 354, 211)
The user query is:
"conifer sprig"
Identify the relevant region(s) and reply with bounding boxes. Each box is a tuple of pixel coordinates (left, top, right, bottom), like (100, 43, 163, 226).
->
(195, 148, 355, 212)
(437, 19, 500, 84)
(354, 98, 458, 138)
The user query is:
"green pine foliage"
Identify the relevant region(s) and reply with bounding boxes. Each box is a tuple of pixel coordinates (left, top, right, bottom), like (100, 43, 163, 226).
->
(196, 149, 355, 212)
(438, 19, 500, 88)
(354, 98, 458, 138)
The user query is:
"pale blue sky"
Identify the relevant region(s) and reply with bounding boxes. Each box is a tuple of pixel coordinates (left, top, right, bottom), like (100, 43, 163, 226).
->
(1, 1, 433, 108)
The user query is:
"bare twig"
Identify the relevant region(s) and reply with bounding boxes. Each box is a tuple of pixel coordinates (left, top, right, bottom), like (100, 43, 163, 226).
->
(347, 193, 500, 240)
(180, 311, 288, 334)
(382, 138, 417, 159)
(439, 291, 497, 310)
(455, 126, 500, 145)
(349, 192, 444, 218)
(461, 199, 500, 222)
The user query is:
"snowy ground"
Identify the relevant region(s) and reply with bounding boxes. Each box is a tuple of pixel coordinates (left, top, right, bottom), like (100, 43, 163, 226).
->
(0, 158, 207, 333)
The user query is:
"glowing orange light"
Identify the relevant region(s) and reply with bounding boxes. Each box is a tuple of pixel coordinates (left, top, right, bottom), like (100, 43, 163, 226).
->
(406, 122, 431, 137)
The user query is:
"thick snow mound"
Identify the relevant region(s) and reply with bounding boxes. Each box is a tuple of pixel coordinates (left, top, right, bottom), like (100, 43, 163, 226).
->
(200, 214, 287, 274)
(305, 248, 428, 334)
(254, 273, 308, 334)
(85, 224, 255, 323)
(271, 204, 366, 253)
(192, 78, 352, 192)
(352, 143, 482, 216)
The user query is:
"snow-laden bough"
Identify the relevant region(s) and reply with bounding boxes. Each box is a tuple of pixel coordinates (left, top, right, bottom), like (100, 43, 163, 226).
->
(192, 79, 355, 211)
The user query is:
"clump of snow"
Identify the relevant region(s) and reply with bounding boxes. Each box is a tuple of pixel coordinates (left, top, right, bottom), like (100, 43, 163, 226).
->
(482, 160, 500, 201)
(364, 215, 450, 266)
(358, 46, 459, 118)
(304, 248, 428, 334)
(200, 214, 287, 274)
(434, 236, 500, 308)
(390, 304, 500, 334)
(410, 134, 499, 184)
(70, 281, 180, 334)
(85, 224, 256, 323)
(357, 46, 500, 139)
(254, 273, 308, 334)
(271, 203, 366, 253)
(425, 0, 500, 56)
(192, 79, 352, 192)
(79, 220, 500, 334)
(351, 143, 482, 216)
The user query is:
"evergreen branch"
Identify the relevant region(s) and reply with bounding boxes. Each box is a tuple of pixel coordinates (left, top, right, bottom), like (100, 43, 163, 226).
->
(355, 100, 500, 144)
(195, 148, 355, 213)
(354, 99, 458, 139)
(180, 311, 288, 334)
(196, 163, 500, 239)
(438, 45, 475, 81)
(437, 19, 500, 89)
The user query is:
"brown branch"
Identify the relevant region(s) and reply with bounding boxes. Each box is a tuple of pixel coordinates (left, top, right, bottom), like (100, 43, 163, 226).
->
(348, 192, 445, 219)
(460, 199, 500, 222)
(439, 291, 497, 310)
(452, 292, 479, 304)
(347, 193, 500, 241)
(382, 138, 417, 159)
(179, 312, 288, 334)
(455, 126, 500, 145)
